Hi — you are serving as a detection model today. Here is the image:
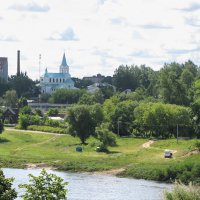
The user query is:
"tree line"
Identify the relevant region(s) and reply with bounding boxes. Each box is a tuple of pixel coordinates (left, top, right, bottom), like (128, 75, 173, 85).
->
(1, 60, 200, 142)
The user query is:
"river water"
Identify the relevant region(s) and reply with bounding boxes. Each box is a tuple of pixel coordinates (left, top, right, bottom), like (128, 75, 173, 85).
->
(3, 168, 172, 200)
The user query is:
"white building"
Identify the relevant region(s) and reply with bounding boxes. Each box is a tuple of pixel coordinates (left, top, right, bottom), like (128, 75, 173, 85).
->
(40, 53, 75, 94)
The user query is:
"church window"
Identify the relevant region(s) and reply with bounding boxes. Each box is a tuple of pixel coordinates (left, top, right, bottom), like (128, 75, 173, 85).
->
(53, 78, 55, 82)
(49, 78, 51, 82)
(60, 78, 62, 82)
(56, 78, 58, 82)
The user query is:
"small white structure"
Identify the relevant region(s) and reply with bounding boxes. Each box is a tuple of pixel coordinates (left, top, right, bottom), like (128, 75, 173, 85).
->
(164, 149, 173, 158)
(40, 53, 75, 94)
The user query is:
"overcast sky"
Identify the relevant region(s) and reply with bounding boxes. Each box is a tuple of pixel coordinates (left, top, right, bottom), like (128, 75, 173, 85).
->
(1, 0, 200, 79)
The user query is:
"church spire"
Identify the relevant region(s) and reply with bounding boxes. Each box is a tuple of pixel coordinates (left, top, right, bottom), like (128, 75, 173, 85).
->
(61, 53, 68, 67)
(60, 53, 69, 74)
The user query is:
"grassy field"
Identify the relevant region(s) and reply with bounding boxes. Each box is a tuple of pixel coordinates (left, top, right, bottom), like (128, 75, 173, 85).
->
(0, 130, 199, 183)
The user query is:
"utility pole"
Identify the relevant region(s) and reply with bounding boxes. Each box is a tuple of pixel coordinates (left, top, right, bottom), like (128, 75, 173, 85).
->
(117, 121, 120, 136)
(39, 54, 41, 79)
(177, 124, 179, 144)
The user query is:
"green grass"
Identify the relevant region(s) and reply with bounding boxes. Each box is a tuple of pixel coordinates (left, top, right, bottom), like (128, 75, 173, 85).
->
(0, 130, 199, 183)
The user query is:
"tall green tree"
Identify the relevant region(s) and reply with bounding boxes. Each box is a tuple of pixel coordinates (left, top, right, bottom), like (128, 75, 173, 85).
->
(159, 62, 189, 105)
(67, 104, 103, 144)
(9, 73, 36, 98)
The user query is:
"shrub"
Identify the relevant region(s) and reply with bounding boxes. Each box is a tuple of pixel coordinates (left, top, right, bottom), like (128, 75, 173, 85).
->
(195, 140, 200, 151)
(46, 108, 59, 117)
(18, 114, 29, 129)
(27, 125, 67, 134)
(95, 124, 117, 151)
(164, 182, 200, 200)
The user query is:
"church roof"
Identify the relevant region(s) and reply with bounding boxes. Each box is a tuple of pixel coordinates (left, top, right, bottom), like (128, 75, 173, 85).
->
(61, 53, 68, 67)
(44, 73, 69, 78)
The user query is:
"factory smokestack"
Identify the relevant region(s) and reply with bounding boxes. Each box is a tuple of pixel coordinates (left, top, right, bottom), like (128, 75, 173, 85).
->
(17, 50, 20, 76)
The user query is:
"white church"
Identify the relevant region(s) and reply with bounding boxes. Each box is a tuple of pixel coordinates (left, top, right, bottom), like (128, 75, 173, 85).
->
(40, 53, 75, 94)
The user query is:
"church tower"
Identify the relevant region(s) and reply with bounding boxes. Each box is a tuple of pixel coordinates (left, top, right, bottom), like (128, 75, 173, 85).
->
(59, 53, 69, 74)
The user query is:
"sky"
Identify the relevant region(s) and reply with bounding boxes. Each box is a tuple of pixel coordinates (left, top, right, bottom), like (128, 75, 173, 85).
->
(1, 0, 200, 80)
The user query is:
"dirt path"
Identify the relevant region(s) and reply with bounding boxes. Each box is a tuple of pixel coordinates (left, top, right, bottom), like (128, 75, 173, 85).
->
(142, 140, 154, 148)
(14, 135, 61, 152)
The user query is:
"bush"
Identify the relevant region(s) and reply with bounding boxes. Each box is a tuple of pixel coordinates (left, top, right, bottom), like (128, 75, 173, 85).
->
(27, 125, 67, 134)
(195, 140, 200, 151)
(164, 182, 200, 200)
(18, 114, 29, 129)
(46, 108, 59, 117)
(95, 124, 117, 151)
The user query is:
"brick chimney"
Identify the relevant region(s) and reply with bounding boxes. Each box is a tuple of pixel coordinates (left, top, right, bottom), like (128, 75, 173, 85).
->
(17, 50, 20, 76)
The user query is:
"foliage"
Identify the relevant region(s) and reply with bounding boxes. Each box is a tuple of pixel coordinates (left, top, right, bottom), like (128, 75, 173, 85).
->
(158, 61, 197, 105)
(0, 169, 17, 199)
(18, 97, 28, 108)
(18, 114, 29, 129)
(46, 108, 59, 116)
(95, 124, 117, 151)
(113, 64, 157, 92)
(134, 102, 192, 138)
(0, 120, 4, 134)
(78, 91, 104, 105)
(3, 90, 18, 108)
(8, 73, 37, 98)
(19, 169, 68, 200)
(110, 100, 138, 136)
(20, 106, 32, 115)
(164, 182, 200, 200)
(50, 89, 86, 104)
(72, 77, 93, 89)
(27, 125, 67, 134)
(67, 104, 103, 144)
(0, 78, 9, 97)
(34, 109, 43, 117)
(195, 140, 200, 151)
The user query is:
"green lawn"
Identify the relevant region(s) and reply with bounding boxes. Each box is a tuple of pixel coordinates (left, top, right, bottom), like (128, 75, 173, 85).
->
(0, 130, 199, 183)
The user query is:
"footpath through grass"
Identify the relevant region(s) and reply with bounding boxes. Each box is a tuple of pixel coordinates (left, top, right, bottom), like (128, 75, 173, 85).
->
(0, 130, 199, 183)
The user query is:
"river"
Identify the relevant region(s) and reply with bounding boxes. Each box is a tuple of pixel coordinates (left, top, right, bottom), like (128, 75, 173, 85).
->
(3, 168, 172, 200)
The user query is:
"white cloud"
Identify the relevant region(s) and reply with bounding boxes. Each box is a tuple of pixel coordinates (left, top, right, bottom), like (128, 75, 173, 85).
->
(9, 2, 50, 12)
(48, 28, 78, 41)
(0, 0, 200, 79)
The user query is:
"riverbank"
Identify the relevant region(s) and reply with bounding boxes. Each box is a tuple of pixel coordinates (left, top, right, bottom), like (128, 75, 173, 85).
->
(0, 130, 199, 183)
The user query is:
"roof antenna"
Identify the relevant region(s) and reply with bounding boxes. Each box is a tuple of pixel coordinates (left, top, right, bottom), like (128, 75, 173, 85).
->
(39, 54, 41, 79)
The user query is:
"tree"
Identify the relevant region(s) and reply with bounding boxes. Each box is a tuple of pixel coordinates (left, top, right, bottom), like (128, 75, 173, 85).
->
(18, 97, 28, 108)
(19, 169, 68, 200)
(134, 102, 192, 138)
(72, 77, 93, 89)
(8, 73, 36, 98)
(0, 78, 9, 97)
(0, 169, 17, 199)
(67, 104, 103, 144)
(18, 114, 29, 129)
(95, 124, 117, 151)
(50, 89, 86, 104)
(0, 120, 4, 134)
(110, 100, 138, 136)
(3, 90, 18, 108)
(159, 62, 189, 105)
(46, 108, 59, 116)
